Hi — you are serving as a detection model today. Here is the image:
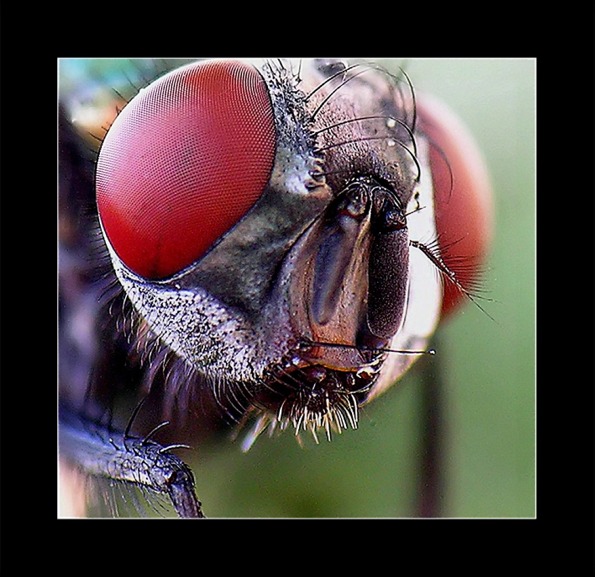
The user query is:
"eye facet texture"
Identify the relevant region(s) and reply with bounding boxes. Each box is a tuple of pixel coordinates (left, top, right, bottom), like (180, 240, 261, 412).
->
(96, 60, 276, 279)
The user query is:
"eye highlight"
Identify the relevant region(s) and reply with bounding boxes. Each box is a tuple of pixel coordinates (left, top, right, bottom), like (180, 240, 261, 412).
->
(96, 59, 276, 279)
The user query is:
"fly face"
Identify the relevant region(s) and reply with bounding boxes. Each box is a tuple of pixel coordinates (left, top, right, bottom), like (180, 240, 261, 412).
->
(95, 59, 442, 446)
(60, 58, 493, 517)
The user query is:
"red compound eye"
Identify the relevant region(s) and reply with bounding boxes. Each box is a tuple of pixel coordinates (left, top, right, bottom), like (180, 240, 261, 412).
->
(417, 94, 494, 318)
(96, 60, 276, 279)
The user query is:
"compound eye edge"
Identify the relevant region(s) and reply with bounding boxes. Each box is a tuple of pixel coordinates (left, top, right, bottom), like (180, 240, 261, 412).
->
(417, 94, 494, 318)
(96, 59, 276, 279)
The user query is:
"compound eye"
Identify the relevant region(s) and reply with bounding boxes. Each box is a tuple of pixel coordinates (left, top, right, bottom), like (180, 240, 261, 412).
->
(96, 60, 276, 279)
(417, 94, 494, 318)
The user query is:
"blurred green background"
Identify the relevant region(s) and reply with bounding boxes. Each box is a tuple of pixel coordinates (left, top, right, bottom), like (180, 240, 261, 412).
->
(60, 58, 535, 518)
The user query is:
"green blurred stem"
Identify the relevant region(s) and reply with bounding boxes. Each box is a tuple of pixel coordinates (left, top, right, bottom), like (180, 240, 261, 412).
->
(416, 332, 446, 517)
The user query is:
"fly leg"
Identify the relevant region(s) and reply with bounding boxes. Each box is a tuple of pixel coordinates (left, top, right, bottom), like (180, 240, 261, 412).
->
(59, 405, 204, 518)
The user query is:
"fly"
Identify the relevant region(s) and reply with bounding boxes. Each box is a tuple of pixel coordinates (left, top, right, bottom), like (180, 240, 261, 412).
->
(58, 58, 492, 518)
